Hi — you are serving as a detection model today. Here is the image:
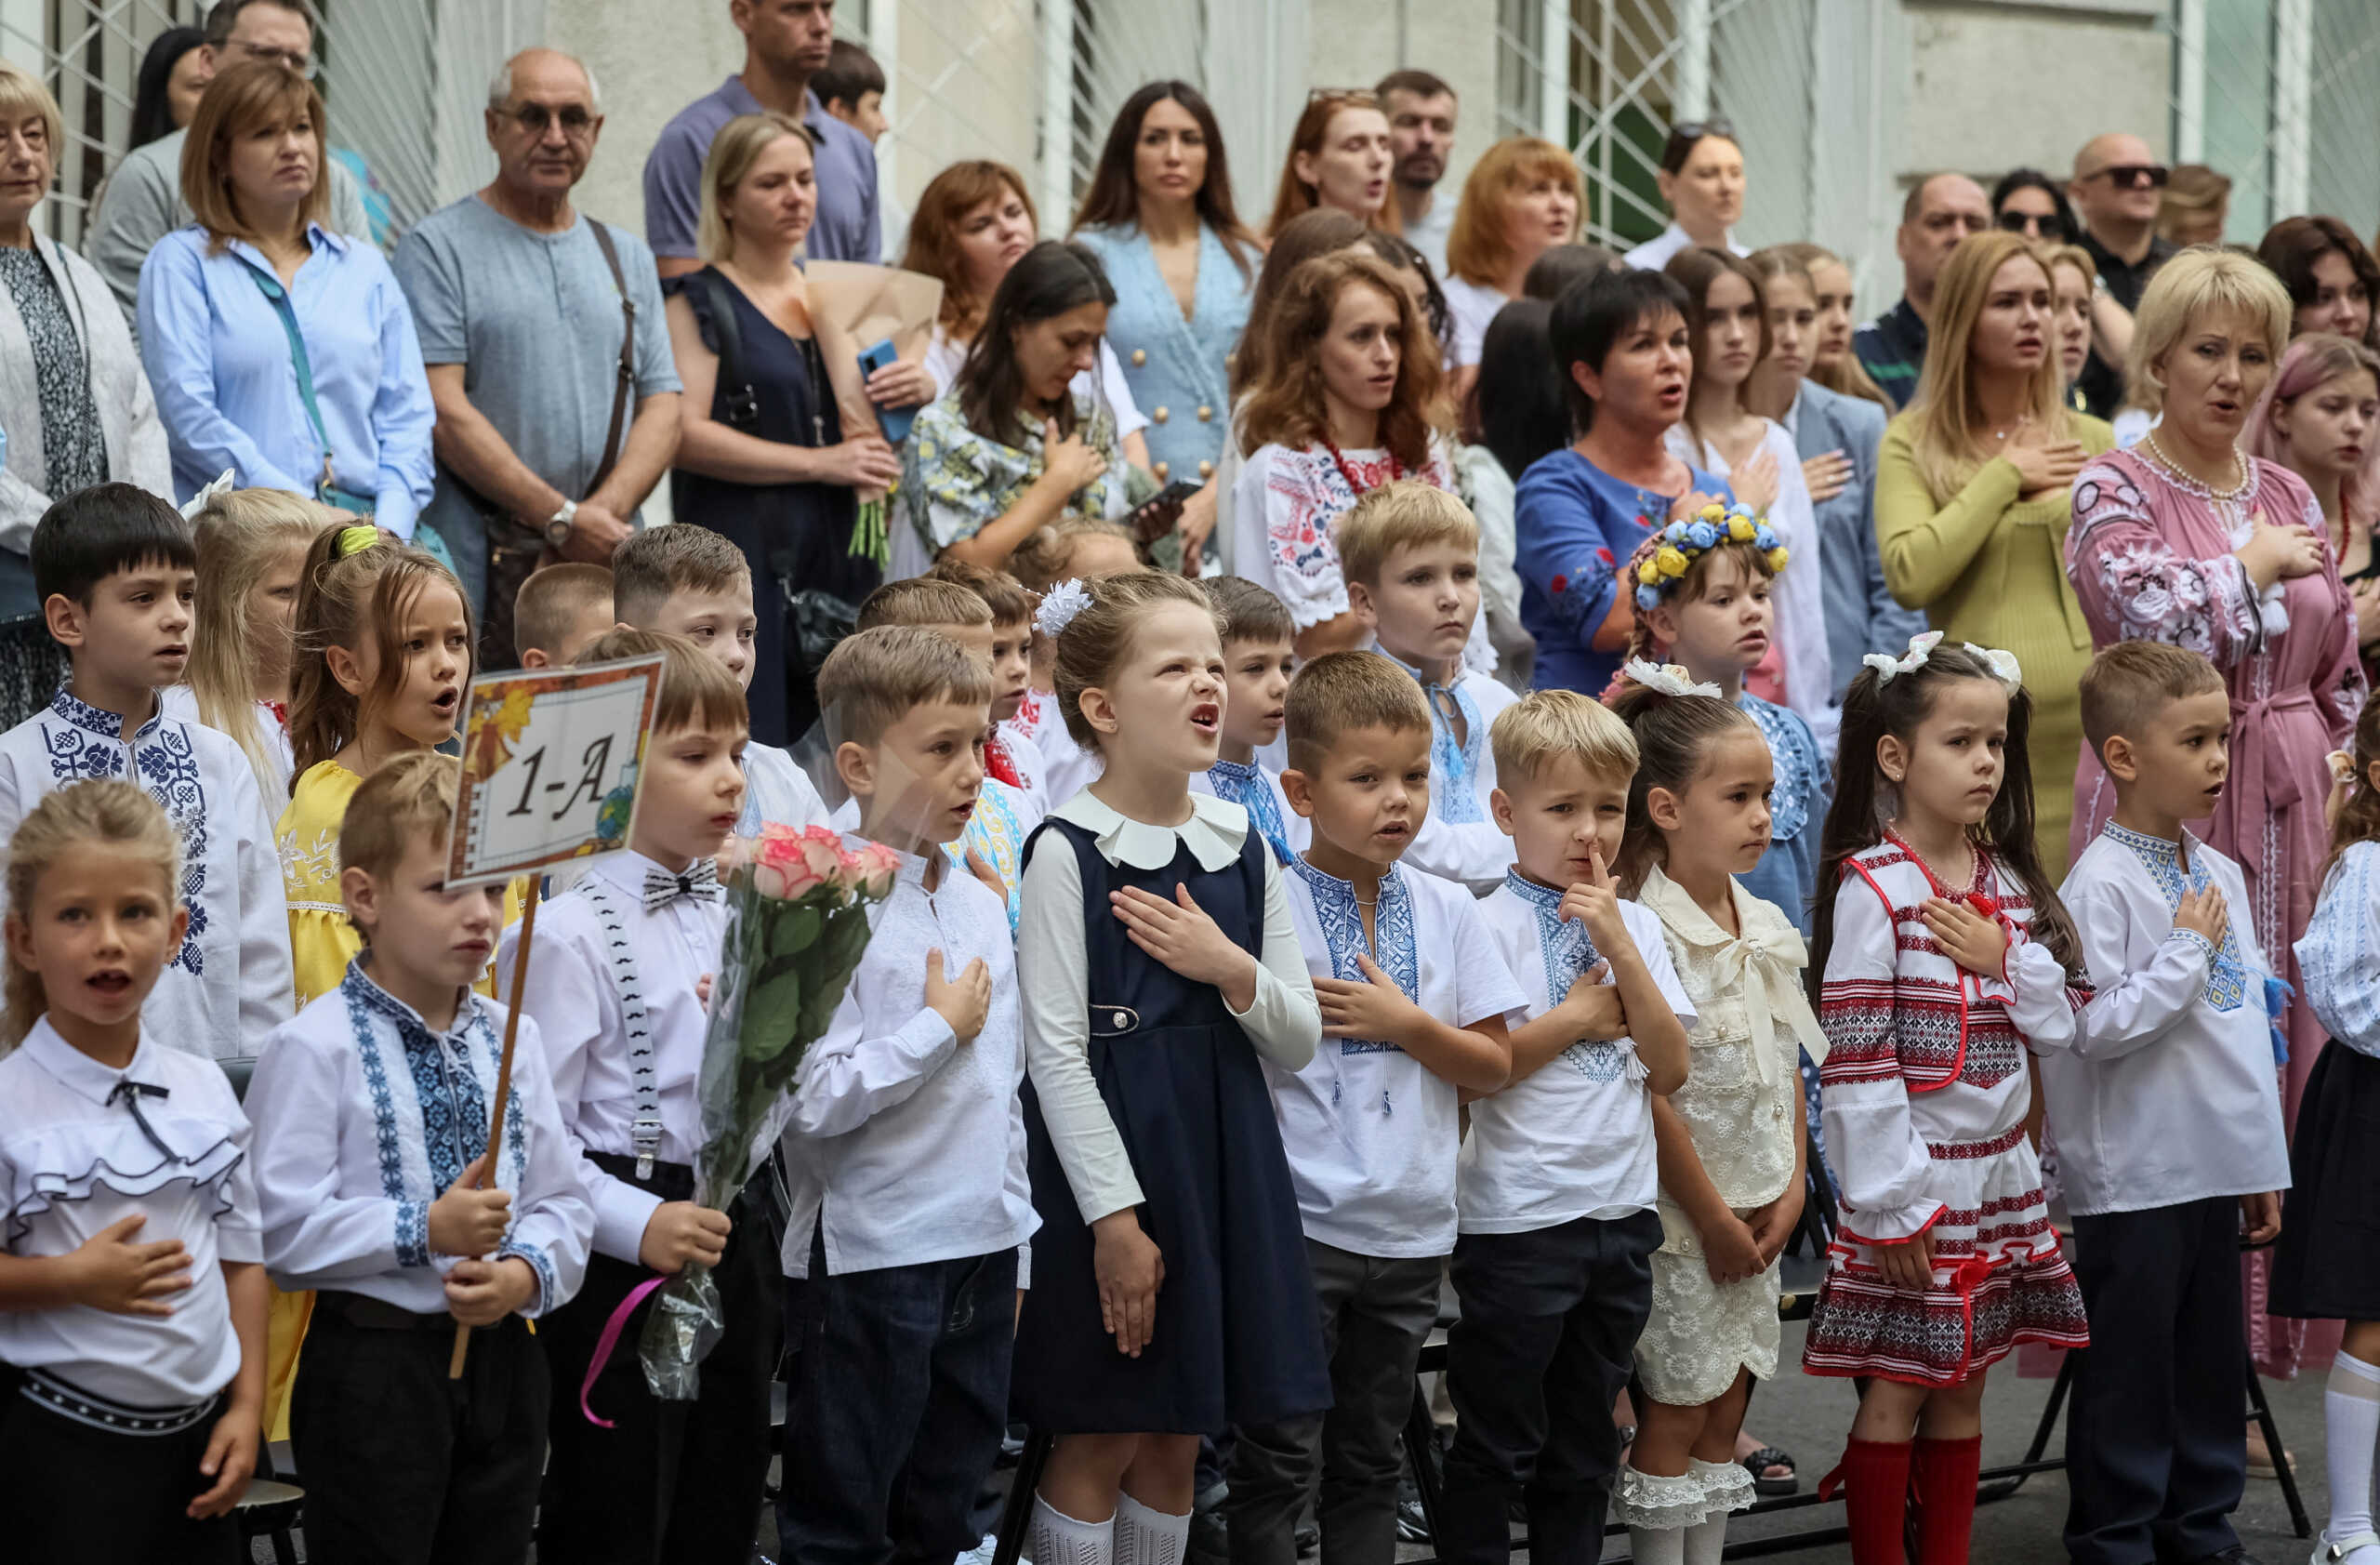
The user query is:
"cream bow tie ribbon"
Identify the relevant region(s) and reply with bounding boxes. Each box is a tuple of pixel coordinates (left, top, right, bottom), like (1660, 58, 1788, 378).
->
(1708, 920, 1830, 1093)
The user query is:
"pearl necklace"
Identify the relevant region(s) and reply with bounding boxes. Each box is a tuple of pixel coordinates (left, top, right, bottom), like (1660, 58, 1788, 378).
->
(2140, 428, 2252, 504)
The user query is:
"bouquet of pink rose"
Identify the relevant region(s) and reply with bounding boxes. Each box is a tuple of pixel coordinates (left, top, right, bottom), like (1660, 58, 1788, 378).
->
(639, 824, 900, 1398)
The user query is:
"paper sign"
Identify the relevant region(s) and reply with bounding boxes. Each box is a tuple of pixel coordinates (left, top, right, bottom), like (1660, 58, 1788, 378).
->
(446, 655, 664, 889)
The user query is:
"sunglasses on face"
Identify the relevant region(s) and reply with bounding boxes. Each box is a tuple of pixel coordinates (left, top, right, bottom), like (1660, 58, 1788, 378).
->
(1998, 210, 2055, 235)
(1307, 88, 1380, 106)
(503, 103, 597, 137)
(1670, 118, 1737, 143)
(2090, 164, 2169, 190)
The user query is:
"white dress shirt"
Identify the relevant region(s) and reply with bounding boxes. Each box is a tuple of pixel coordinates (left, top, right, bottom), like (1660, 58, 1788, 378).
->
(2296, 839, 2380, 1059)
(0, 1020, 260, 1406)
(1018, 789, 1321, 1224)
(1276, 857, 1527, 1257)
(781, 838, 1037, 1278)
(1463, 876, 1697, 1233)
(499, 849, 725, 1262)
(2050, 824, 2292, 1214)
(1441, 274, 1510, 369)
(1623, 222, 1749, 272)
(247, 962, 591, 1316)
(743, 740, 832, 832)
(0, 687, 293, 1059)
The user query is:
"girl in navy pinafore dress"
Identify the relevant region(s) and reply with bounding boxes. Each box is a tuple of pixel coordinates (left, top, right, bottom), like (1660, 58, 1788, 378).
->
(1012, 572, 1329, 1565)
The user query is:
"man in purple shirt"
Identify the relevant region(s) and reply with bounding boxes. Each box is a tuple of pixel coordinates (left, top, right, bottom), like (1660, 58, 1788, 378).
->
(643, 0, 880, 275)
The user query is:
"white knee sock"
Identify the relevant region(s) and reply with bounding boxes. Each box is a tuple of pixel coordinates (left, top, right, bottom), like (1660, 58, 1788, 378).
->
(1029, 1495, 1116, 1565)
(1624, 1525, 1686, 1565)
(1111, 1492, 1189, 1565)
(1683, 1510, 1729, 1565)
(2329, 1352, 2380, 1554)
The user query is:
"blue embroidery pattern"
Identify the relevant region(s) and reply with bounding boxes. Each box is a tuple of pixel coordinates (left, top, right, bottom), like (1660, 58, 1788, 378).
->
(2104, 822, 2247, 1012)
(46, 691, 211, 975)
(1209, 760, 1293, 866)
(1389, 657, 1490, 825)
(1291, 857, 1418, 1054)
(941, 780, 1028, 934)
(1502, 869, 1629, 1080)
(1737, 693, 1816, 843)
(342, 965, 428, 1267)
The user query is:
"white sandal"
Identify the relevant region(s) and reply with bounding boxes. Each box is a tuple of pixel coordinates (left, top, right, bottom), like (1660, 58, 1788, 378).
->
(2313, 1531, 2380, 1563)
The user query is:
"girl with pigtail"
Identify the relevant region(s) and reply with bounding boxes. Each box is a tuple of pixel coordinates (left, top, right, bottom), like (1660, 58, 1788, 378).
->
(1802, 634, 2094, 1564)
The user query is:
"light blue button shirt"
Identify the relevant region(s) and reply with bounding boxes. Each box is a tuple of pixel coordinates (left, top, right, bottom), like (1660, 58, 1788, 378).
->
(137, 223, 436, 537)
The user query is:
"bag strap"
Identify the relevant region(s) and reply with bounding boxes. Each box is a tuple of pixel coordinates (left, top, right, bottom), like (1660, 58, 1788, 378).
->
(693, 269, 760, 431)
(242, 262, 337, 495)
(584, 219, 636, 490)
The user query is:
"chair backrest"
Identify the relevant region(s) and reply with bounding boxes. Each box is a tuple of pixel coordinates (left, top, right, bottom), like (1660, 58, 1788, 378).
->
(218, 1054, 258, 1104)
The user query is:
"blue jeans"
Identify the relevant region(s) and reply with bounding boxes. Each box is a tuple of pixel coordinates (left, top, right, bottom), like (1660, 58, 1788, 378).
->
(777, 1229, 1019, 1565)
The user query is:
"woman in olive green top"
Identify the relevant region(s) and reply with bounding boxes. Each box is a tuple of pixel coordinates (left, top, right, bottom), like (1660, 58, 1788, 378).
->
(1874, 231, 2114, 877)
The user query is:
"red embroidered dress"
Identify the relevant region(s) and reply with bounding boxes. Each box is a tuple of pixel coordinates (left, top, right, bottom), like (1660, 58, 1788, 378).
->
(1803, 835, 2091, 1386)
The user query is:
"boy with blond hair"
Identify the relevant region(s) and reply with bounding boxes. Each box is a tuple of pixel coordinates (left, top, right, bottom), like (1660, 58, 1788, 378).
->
(1338, 481, 1519, 892)
(1444, 689, 1694, 1565)
(512, 562, 615, 669)
(1230, 650, 1525, 1565)
(610, 524, 830, 833)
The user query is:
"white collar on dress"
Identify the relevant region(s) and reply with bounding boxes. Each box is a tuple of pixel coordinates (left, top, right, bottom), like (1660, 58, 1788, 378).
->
(1052, 788, 1248, 872)
(20, 1017, 162, 1105)
(1635, 862, 1800, 958)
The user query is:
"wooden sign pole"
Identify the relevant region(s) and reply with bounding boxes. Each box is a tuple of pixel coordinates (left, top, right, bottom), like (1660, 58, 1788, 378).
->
(450, 882, 538, 1379)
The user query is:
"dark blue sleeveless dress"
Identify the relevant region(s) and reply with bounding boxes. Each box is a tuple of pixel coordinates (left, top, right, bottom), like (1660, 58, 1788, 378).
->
(1012, 818, 1331, 1435)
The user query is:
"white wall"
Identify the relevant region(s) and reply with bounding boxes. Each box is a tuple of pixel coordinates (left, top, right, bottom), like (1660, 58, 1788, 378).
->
(545, 0, 747, 240)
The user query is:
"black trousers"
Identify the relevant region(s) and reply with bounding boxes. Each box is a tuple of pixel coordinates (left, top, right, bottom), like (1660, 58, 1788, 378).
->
(1439, 1211, 1662, 1565)
(290, 1299, 549, 1565)
(2064, 1195, 2247, 1565)
(538, 1157, 783, 1565)
(0, 1372, 240, 1565)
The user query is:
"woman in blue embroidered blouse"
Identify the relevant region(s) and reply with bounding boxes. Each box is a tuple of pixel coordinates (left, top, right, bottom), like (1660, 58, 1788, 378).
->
(1070, 81, 1261, 513)
(1515, 267, 1732, 694)
(136, 62, 433, 537)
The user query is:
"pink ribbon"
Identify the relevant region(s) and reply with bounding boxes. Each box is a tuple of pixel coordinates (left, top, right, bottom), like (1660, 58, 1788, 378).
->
(579, 1274, 667, 1428)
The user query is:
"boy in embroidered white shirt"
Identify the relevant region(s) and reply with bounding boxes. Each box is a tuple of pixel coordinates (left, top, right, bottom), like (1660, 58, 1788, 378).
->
(246, 753, 590, 1565)
(775, 626, 1038, 1565)
(1339, 481, 1521, 893)
(2051, 642, 2290, 1565)
(1229, 650, 1525, 1565)
(0, 484, 293, 1059)
(1190, 576, 1308, 869)
(499, 630, 771, 1565)
(1448, 688, 1694, 1565)
(611, 524, 830, 835)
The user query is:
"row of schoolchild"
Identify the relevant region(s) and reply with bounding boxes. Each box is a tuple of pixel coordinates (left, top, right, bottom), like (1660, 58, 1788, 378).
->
(3, 470, 2377, 1565)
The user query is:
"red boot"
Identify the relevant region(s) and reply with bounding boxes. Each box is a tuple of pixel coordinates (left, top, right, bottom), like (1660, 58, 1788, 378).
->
(1911, 1435, 1981, 1564)
(1818, 1437, 1913, 1564)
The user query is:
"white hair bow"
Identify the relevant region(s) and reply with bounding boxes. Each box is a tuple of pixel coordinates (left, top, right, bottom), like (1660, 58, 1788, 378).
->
(178, 470, 235, 520)
(1034, 577, 1093, 640)
(1963, 643, 2023, 689)
(1622, 658, 1723, 699)
(1861, 630, 1944, 685)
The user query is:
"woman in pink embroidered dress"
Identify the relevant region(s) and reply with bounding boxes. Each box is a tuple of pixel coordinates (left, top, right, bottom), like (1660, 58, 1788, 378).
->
(2063, 247, 2365, 1380)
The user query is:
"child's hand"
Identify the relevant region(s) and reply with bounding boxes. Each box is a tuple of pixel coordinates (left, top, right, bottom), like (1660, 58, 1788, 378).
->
(1700, 1212, 1767, 1286)
(1316, 954, 1427, 1045)
(443, 1255, 536, 1327)
(965, 844, 1008, 899)
(696, 973, 714, 1008)
(69, 1214, 192, 1316)
(1921, 897, 2009, 978)
(1748, 1185, 1805, 1267)
(1555, 845, 1629, 953)
(925, 948, 992, 1042)
(1874, 1229, 1937, 1292)
(2241, 1190, 2281, 1246)
(426, 1154, 512, 1258)
(186, 1399, 259, 1519)
(1091, 1209, 1165, 1357)
(1110, 883, 1253, 992)
(2173, 885, 2228, 948)
(638, 1200, 732, 1275)
(1561, 961, 1626, 1042)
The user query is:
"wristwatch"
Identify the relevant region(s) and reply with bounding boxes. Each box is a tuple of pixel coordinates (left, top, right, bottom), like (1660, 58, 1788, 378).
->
(544, 499, 577, 550)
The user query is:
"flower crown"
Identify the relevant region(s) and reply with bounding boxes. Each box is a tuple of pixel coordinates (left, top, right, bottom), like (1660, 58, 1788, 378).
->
(1035, 577, 1093, 639)
(1631, 503, 1786, 611)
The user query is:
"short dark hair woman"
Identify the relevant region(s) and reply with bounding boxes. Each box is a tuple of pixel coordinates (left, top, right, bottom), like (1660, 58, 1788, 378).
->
(2258, 215, 2380, 351)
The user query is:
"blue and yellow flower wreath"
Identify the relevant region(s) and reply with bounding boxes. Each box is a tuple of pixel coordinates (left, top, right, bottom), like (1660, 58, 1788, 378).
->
(1631, 502, 1787, 611)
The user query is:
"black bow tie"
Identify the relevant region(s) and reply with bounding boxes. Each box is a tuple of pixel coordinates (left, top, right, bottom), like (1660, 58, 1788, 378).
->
(107, 1080, 177, 1161)
(641, 860, 722, 913)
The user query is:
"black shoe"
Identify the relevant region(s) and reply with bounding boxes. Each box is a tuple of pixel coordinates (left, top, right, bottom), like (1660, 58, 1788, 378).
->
(2180, 1548, 2264, 1565)
(1189, 1479, 1230, 1564)
(1395, 1475, 1430, 1544)
(1294, 1520, 1318, 1557)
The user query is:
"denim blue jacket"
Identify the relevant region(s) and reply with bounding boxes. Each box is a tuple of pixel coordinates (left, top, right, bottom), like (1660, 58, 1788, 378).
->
(1073, 222, 1254, 484)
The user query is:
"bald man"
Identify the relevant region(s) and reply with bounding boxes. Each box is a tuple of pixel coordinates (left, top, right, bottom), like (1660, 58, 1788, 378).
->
(2069, 132, 2175, 418)
(391, 47, 682, 660)
(1852, 172, 1991, 410)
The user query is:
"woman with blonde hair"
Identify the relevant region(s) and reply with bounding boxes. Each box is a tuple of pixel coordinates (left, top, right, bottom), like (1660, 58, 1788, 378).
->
(1873, 228, 2113, 874)
(136, 60, 432, 534)
(174, 486, 337, 814)
(2066, 254, 2361, 1250)
(667, 112, 896, 743)
(1264, 90, 1396, 237)
(1439, 136, 1582, 390)
(0, 62, 171, 615)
